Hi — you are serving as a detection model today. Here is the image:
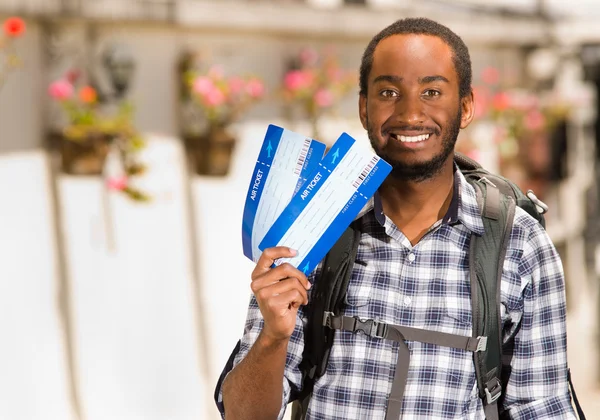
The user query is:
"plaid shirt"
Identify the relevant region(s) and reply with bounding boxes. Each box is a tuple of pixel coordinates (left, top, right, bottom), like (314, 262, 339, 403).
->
(216, 168, 576, 419)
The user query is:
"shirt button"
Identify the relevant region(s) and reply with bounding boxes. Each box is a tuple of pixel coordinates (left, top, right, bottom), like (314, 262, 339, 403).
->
(408, 253, 416, 262)
(403, 296, 412, 306)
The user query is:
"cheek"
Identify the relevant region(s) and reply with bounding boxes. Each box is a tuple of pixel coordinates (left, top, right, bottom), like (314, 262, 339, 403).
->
(367, 101, 394, 125)
(427, 104, 459, 128)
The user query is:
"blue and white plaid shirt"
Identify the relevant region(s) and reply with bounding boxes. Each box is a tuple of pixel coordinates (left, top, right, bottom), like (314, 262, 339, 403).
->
(216, 168, 576, 419)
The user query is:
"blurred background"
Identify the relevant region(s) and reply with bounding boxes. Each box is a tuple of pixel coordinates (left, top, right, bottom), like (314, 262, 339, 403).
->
(1, 0, 599, 419)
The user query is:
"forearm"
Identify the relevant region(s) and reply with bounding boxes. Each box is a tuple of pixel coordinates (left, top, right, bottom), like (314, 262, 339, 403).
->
(222, 330, 290, 420)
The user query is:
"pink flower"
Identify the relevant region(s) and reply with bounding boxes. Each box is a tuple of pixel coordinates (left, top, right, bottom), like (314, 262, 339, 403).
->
(481, 66, 500, 85)
(204, 88, 226, 107)
(246, 78, 265, 98)
(228, 77, 245, 95)
(106, 176, 128, 191)
(193, 77, 215, 95)
(314, 88, 334, 108)
(299, 48, 319, 66)
(524, 110, 545, 131)
(48, 79, 74, 101)
(492, 92, 511, 111)
(511, 92, 538, 111)
(473, 86, 490, 119)
(284, 70, 313, 92)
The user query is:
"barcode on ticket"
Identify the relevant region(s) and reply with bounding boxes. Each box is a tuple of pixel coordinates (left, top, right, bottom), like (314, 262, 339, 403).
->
(352, 156, 379, 188)
(294, 137, 312, 176)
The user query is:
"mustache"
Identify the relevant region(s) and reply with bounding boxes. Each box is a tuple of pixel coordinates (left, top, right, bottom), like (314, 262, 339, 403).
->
(382, 125, 441, 136)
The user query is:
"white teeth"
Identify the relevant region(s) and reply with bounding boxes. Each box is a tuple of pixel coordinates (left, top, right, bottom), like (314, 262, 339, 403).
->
(394, 134, 430, 143)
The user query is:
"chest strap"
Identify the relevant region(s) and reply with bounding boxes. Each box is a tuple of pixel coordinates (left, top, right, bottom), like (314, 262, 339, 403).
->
(323, 312, 492, 420)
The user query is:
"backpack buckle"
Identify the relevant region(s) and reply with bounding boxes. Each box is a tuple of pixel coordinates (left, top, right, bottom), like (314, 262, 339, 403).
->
(322, 311, 335, 328)
(484, 378, 502, 405)
(476, 336, 488, 352)
(526, 190, 549, 214)
(352, 317, 387, 339)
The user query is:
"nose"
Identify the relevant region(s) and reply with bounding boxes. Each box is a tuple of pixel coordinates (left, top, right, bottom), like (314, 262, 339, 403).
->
(394, 94, 425, 125)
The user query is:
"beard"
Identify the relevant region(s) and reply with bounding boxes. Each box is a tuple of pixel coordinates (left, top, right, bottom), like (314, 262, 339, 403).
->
(367, 109, 462, 183)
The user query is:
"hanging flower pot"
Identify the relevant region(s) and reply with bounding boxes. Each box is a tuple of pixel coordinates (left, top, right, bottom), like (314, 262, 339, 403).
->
(184, 124, 236, 176)
(55, 131, 111, 175)
(181, 62, 265, 176)
(47, 72, 151, 201)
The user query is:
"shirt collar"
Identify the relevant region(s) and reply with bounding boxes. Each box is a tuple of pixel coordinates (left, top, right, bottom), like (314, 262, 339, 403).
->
(355, 165, 484, 236)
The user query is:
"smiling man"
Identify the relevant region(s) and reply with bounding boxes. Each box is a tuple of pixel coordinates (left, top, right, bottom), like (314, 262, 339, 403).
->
(215, 18, 578, 419)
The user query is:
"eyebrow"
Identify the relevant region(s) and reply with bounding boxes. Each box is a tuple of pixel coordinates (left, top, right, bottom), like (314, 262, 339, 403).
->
(419, 75, 449, 84)
(372, 75, 403, 84)
(372, 74, 449, 85)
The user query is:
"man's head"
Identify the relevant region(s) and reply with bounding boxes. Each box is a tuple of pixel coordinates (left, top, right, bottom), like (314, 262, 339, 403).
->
(359, 18, 475, 182)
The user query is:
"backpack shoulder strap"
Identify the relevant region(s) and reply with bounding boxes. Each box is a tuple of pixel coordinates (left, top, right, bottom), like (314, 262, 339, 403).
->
(469, 180, 516, 420)
(292, 221, 361, 420)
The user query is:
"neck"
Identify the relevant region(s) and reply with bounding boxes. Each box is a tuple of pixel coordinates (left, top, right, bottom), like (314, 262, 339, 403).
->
(379, 157, 455, 244)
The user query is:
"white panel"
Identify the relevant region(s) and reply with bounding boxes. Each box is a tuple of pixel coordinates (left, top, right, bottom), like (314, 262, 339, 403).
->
(62, 136, 210, 420)
(0, 150, 74, 420)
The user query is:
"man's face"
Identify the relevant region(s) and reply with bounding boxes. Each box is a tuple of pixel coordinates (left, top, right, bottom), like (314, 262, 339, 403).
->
(359, 34, 474, 182)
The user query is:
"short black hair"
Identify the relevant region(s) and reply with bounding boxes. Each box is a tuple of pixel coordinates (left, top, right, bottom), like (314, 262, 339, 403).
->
(359, 17, 472, 98)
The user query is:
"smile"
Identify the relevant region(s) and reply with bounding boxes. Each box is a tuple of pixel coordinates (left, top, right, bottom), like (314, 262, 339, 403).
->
(391, 133, 430, 143)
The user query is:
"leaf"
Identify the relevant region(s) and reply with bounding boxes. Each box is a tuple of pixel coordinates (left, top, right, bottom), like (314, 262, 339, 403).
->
(123, 186, 151, 202)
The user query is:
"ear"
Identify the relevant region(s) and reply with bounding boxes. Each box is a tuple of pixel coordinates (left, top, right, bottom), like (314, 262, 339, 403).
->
(359, 94, 368, 130)
(460, 89, 475, 129)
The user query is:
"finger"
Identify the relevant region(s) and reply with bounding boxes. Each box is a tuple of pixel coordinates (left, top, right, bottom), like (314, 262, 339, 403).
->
(269, 287, 309, 311)
(252, 247, 297, 279)
(254, 277, 308, 306)
(251, 263, 310, 292)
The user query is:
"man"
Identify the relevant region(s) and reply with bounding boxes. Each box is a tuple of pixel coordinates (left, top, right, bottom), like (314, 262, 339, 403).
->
(216, 17, 577, 419)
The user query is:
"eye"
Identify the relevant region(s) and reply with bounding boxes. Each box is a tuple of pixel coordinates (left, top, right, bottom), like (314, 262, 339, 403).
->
(423, 89, 441, 98)
(380, 89, 399, 98)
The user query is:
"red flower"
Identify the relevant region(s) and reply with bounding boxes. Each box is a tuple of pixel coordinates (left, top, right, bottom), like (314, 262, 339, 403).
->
(492, 92, 511, 112)
(3, 17, 26, 38)
(66, 69, 81, 84)
(79, 86, 97, 103)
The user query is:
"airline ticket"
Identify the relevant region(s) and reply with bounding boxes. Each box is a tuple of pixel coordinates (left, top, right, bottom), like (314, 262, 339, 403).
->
(259, 132, 392, 275)
(242, 124, 326, 262)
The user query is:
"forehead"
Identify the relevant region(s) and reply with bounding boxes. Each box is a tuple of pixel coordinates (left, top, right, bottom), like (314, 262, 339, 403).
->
(371, 34, 457, 83)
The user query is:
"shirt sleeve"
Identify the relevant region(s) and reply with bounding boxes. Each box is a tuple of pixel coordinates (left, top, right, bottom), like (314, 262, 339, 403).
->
(214, 293, 308, 419)
(501, 209, 577, 419)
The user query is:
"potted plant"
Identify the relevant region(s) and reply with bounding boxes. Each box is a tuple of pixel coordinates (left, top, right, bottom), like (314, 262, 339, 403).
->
(48, 71, 149, 201)
(281, 47, 356, 142)
(466, 66, 572, 200)
(0, 16, 26, 91)
(181, 63, 265, 176)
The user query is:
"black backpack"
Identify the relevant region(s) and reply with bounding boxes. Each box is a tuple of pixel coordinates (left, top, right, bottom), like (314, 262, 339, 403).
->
(291, 153, 586, 420)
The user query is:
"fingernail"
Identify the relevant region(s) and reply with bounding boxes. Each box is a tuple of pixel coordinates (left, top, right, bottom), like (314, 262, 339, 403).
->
(306, 282, 312, 290)
(289, 248, 298, 256)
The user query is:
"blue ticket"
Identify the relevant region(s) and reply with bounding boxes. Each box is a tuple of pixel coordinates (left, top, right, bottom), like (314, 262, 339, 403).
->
(259, 132, 392, 275)
(242, 124, 327, 262)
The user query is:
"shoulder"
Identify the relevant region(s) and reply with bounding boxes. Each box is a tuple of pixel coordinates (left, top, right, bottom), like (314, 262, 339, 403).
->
(509, 206, 562, 279)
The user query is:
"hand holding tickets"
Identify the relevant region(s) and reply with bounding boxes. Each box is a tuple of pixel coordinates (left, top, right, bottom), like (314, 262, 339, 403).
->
(242, 124, 391, 275)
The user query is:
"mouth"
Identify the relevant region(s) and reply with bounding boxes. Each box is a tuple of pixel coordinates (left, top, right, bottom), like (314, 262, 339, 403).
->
(390, 133, 431, 143)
